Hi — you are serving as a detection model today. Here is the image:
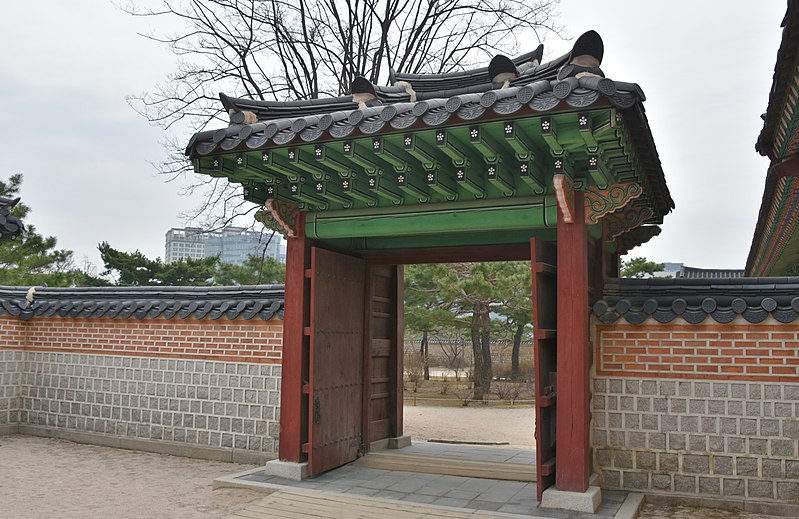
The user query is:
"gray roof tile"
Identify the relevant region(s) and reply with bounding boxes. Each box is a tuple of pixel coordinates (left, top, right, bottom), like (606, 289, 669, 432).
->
(0, 285, 284, 322)
(594, 277, 799, 324)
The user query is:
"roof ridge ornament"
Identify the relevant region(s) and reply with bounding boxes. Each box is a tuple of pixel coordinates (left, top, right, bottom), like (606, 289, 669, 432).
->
(557, 30, 605, 80)
(0, 195, 24, 240)
(351, 77, 381, 109)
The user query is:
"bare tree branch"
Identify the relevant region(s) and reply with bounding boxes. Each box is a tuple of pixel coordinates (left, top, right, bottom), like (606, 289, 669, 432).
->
(119, 0, 562, 223)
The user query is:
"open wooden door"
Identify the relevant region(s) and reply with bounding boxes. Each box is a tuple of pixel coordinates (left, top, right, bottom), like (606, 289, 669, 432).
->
(363, 264, 404, 445)
(531, 238, 557, 500)
(308, 247, 366, 476)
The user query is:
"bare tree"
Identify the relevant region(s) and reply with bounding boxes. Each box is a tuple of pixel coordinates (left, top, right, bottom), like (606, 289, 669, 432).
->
(119, 0, 561, 223)
(435, 335, 466, 381)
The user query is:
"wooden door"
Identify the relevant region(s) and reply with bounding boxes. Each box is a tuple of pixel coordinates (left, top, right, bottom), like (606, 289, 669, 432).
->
(308, 247, 366, 476)
(531, 238, 557, 500)
(363, 264, 404, 445)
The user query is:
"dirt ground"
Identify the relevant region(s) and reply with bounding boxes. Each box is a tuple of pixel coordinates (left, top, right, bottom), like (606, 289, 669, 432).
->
(0, 406, 786, 518)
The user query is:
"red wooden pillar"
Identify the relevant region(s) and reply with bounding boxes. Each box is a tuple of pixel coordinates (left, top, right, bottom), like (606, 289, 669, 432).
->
(279, 212, 310, 462)
(556, 189, 591, 492)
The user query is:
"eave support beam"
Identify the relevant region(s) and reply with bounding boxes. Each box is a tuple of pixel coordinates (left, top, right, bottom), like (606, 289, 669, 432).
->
(454, 162, 486, 199)
(340, 176, 378, 207)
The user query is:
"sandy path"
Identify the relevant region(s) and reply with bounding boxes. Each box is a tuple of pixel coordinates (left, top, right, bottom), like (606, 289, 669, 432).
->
(404, 405, 535, 447)
(0, 435, 266, 519)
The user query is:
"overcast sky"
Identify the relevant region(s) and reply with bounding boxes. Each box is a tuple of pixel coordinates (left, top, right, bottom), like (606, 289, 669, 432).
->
(0, 1, 786, 270)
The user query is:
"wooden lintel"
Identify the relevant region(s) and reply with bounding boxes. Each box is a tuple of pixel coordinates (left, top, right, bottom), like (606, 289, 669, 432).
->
(363, 243, 531, 264)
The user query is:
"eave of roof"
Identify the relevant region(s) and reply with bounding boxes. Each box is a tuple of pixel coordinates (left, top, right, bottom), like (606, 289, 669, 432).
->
(0, 285, 285, 321)
(593, 277, 799, 325)
(185, 30, 674, 239)
(757, 0, 799, 157)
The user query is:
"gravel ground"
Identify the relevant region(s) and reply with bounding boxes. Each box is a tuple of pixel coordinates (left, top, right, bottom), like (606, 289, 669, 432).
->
(404, 404, 536, 447)
(0, 406, 786, 518)
(0, 434, 265, 519)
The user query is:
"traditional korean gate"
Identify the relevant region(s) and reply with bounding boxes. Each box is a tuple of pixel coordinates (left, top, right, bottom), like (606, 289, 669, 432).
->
(307, 247, 366, 476)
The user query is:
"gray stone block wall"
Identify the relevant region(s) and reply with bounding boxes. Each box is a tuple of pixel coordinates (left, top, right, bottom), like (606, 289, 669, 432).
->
(16, 352, 281, 454)
(593, 377, 799, 504)
(0, 350, 23, 425)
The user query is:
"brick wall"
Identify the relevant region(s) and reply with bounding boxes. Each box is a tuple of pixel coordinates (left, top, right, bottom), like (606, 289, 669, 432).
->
(597, 324, 799, 380)
(0, 313, 284, 459)
(593, 318, 799, 507)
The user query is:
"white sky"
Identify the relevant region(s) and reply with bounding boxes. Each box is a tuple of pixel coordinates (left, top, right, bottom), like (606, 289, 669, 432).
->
(0, 1, 787, 270)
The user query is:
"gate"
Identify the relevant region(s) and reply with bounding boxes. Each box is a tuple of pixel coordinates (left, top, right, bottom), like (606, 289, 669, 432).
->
(308, 247, 366, 476)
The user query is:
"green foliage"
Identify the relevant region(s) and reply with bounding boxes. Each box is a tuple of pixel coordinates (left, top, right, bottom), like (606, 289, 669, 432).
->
(98, 242, 218, 286)
(98, 242, 285, 286)
(404, 261, 533, 399)
(620, 256, 665, 278)
(0, 175, 91, 287)
(213, 254, 285, 285)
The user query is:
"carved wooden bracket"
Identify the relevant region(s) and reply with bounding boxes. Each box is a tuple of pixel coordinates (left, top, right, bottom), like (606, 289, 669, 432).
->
(254, 199, 300, 238)
(553, 173, 575, 223)
(605, 206, 653, 239)
(584, 183, 643, 224)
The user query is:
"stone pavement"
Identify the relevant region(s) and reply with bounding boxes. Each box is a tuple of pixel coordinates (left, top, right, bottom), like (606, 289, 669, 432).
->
(215, 442, 633, 518)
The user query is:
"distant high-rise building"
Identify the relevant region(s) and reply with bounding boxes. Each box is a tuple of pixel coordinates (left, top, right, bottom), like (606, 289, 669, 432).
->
(164, 226, 285, 265)
(164, 227, 205, 264)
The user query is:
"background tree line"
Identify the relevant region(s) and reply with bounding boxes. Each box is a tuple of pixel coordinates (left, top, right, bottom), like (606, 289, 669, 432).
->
(404, 262, 532, 401)
(0, 175, 284, 287)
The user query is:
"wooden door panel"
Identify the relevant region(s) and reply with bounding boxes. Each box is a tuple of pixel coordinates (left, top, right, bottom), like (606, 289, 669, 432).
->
(363, 264, 403, 445)
(309, 247, 365, 476)
(531, 238, 558, 501)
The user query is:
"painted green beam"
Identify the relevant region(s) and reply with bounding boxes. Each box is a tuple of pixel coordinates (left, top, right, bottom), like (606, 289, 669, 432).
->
(306, 197, 556, 240)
